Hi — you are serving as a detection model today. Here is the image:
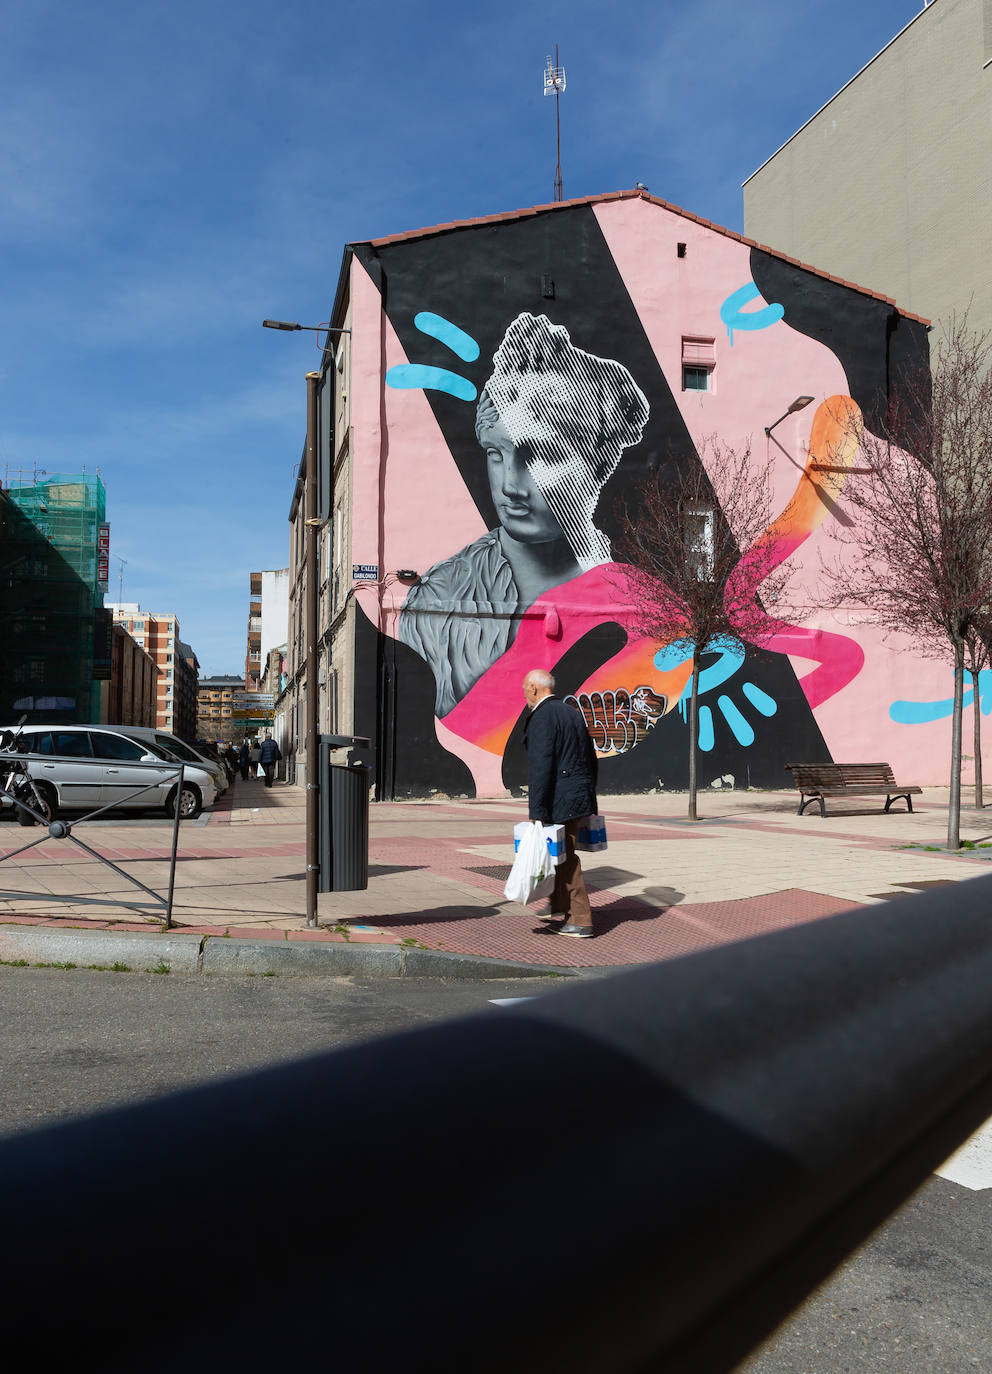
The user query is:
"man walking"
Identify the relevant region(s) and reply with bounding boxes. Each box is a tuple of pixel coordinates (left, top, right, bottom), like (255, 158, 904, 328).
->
(520, 668, 598, 938)
(258, 734, 282, 788)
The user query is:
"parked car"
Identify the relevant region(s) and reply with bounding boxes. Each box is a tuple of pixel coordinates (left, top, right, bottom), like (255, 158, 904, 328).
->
(0, 725, 217, 820)
(192, 739, 235, 783)
(112, 727, 229, 796)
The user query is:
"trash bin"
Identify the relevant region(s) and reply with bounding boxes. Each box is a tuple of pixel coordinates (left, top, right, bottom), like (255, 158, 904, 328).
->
(318, 734, 372, 892)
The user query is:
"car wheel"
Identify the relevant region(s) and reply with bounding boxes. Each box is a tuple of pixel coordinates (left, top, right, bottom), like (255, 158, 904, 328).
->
(166, 783, 202, 820)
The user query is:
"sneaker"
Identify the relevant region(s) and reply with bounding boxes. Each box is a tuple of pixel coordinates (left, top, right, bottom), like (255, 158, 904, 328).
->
(539, 910, 566, 922)
(559, 923, 593, 939)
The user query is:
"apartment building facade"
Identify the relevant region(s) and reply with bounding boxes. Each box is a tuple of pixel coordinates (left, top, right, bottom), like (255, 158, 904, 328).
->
(99, 624, 157, 727)
(743, 0, 992, 338)
(106, 603, 199, 740)
(245, 569, 289, 692)
(196, 674, 244, 744)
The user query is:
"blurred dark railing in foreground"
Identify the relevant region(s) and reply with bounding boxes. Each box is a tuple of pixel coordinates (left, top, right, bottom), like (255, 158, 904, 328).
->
(2, 875, 992, 1372)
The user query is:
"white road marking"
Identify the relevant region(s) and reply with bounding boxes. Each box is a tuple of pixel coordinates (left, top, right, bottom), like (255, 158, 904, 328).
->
(935, 1117, 992, 1190)
(489, 997, 538, 1006)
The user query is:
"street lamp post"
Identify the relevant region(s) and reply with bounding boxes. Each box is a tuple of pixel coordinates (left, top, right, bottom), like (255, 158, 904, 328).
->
(304, 370, 320, 927)
(263, 318, 350, 928)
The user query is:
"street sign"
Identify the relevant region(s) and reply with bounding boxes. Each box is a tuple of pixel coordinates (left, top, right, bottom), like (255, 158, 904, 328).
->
(352, 564, 378, 582)
(232, 708, 275, 720)
(97, 524, 110, 591)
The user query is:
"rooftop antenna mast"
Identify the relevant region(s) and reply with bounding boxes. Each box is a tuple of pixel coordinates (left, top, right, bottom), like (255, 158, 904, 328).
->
(544, 47, 566, 202)
(116, 555, 127, 603)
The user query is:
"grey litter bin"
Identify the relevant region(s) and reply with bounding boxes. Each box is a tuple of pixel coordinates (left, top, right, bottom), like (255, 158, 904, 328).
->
(318, 734, 372, 892)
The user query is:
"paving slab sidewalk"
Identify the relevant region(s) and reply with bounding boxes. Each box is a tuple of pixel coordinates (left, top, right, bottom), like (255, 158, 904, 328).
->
(2, 775, 991, 973)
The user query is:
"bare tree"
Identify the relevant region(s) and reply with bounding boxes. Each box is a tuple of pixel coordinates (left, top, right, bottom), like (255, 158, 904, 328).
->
(820, 317, 992, 848)
(615, 440, 797, 821)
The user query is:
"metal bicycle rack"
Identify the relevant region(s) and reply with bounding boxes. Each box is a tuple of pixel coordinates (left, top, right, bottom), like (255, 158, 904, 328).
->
(0, 754, 187, 929)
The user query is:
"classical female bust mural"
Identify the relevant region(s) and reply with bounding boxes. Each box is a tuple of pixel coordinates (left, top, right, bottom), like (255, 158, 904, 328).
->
(400, 311, 649, 716)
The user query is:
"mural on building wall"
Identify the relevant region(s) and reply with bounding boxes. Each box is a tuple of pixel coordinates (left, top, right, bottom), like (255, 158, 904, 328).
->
(348, 198, 936, 797)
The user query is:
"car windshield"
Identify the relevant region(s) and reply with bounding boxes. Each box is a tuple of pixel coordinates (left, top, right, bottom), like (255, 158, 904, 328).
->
(141, 740, 179, 761)
(155, 736, 203, 765)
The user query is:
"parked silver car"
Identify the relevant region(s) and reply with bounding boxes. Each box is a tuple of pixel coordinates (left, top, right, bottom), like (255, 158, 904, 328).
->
(0, 725, 217, 820)
(112, 727, 229, 796)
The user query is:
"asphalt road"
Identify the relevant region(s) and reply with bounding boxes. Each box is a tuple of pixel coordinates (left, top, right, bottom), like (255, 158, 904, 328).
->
(1, 965, 989, 1371)
(0, 964, 558, 1134)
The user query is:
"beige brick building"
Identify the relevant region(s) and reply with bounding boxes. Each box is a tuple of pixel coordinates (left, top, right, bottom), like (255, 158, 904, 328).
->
(106, 603, 199, 740)
(743, 0, 992, 338)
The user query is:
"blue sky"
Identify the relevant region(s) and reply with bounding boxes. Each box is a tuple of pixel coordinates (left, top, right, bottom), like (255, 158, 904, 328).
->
(0, 0, 928, 675)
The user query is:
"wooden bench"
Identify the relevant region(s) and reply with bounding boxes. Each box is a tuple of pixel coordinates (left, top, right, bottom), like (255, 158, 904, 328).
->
(785, 763, 922, 817)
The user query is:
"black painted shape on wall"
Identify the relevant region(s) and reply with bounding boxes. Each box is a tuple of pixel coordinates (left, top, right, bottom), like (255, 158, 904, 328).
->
(749, 250, 931, 443)
(353, 605, 476, 800)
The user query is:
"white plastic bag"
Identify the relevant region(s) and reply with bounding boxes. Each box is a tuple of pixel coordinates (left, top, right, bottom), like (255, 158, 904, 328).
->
(513, 821, 566, 866)
(504, 821, 556, 905)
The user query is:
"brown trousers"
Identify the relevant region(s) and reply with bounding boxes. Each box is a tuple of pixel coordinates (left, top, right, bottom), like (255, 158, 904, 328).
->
(552, 819, 592, 927)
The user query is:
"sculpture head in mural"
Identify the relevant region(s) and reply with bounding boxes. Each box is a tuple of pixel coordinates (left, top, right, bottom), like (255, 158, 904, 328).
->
(400, 311, 649, 718)
(478, 312, 649, 583)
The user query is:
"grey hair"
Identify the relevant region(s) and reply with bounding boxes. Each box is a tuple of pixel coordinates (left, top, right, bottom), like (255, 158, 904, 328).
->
(525, 669, 555, 692)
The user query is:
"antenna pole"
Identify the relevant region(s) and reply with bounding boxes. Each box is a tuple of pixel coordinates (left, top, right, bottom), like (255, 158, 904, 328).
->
(554, 44, 563, 202)
(544, 48, 566, 203)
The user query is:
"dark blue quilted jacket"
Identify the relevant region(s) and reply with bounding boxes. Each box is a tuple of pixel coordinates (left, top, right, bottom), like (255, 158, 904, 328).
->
(523, 697, 598, 824)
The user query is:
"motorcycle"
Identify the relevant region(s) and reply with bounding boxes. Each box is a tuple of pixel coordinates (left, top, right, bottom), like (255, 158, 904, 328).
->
(0, 716, 55, 827)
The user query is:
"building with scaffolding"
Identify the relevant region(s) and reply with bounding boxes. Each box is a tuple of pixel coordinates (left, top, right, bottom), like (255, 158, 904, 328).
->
(0, 473, 108, 723)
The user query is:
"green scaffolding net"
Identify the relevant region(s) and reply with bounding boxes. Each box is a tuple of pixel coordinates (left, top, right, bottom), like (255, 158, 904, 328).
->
(1, 475, 107, 723)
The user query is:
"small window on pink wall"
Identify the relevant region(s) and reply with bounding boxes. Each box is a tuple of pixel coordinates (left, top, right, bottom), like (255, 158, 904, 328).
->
(682, 336, 715, 392)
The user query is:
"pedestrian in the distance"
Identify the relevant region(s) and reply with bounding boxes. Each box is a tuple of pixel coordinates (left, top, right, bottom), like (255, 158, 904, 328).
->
(519, 668, 598, 938)
(239, 740, 251, 782)
(258, 734, 282, 788)
(249, 739, 262, 778)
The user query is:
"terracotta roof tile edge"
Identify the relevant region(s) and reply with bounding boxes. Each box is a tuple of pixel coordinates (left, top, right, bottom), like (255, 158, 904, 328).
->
(358, 188, 928, 323)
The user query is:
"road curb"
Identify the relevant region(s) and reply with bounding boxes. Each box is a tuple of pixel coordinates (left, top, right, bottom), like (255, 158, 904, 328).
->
(0, 924, 571, 980)
(0, 926, 200, 973)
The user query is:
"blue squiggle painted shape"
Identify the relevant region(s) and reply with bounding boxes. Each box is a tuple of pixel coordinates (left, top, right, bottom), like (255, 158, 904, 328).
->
(717, 695, 754, 747)
(654, 640, 744, 695)
(698, 643, 745, 696)
(719, 282, 785, 346)
(890, 697, 954, 725)
(385, 364, 477, 402)
(890, 668, 992, 724)
(654, 639, 694, 674)
(741, 682, 778, 717)
(414, 312, 480, 362)
(655, 640, 780, 750)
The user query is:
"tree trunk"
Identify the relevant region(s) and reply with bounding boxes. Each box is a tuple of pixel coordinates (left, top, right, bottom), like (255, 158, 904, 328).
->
(688, 649, 701, 822)
(948, 640, 964, 849)
(972, 669, 984, 810)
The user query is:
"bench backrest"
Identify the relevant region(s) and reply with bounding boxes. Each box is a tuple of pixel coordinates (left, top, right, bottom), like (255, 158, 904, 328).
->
(786, 763, 898, 788)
